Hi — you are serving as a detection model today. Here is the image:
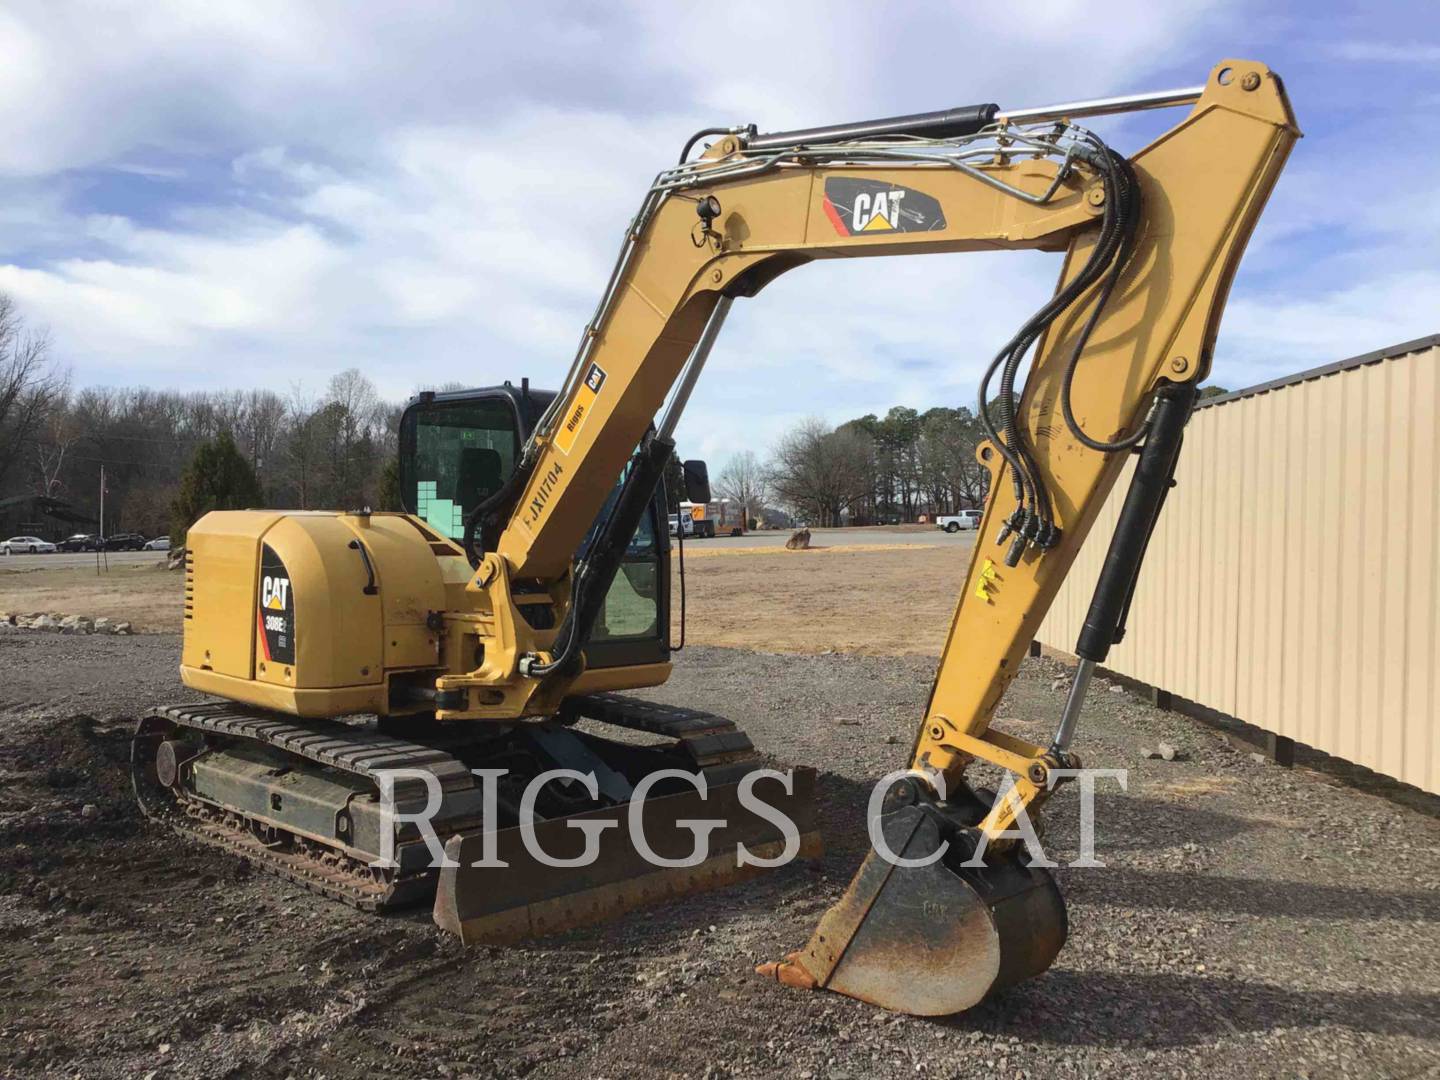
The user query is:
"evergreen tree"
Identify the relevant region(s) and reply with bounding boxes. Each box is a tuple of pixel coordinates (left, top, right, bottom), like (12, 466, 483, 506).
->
(376, 456, 402, 511)
(171, 431, 264, 544)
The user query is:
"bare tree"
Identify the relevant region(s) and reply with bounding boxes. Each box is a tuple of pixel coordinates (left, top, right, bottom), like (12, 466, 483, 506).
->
(34, 397, 78, 497)
(283, 386, 326, 510)
(238, 388, 287, 492)
(714, 450, 769, 527)
(767, 418, 873, 527)
(0, 294, 65, 495)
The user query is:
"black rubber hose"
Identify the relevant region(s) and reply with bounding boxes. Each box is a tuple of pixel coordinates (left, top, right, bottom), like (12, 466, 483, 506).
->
(461, 449, 538, 568)
(1060, 150, 1150, 453)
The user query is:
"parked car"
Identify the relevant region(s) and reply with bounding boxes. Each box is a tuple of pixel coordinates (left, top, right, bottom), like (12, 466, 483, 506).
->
(667, 513, 695, 539)
(1, 535, 58, 554)
(935, 510, 982, 533)
(57, 533, 102, 552)
(103, 532, 148, 551)
(143, 536, 172, 551)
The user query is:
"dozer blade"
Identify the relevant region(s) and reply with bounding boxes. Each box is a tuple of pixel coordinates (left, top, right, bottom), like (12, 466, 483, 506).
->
(435, 769, 821, 943)
(759, 798, 1066, 1016)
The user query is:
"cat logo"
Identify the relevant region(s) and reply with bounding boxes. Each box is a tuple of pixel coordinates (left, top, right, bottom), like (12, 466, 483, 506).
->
(261, 575, 290, 611)
(553, 362, 607, 456)
(258, 544, 296, 665)
(822, 178, 946, 237)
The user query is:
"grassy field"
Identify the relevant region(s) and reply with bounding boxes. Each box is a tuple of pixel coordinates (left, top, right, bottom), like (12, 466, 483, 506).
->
(0, 542, 975, 653)
(0, 561, 180, 632)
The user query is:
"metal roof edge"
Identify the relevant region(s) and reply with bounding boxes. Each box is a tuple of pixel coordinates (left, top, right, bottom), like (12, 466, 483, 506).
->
(1195, 333, 1440, 411)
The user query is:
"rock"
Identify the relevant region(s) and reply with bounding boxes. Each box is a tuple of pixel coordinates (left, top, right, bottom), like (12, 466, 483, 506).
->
(93, 617, 113, 632)
(1108, 684, 1125, 694)
(1250, 752, 1268, 765)
(59, 615, 94, 634)
(81, 804, 99, 819)
(30, 614, 59, 631)
(1140, 746, 1160, 759)
(114, 622, 133, 635)
(1157, 741, 1179, 762)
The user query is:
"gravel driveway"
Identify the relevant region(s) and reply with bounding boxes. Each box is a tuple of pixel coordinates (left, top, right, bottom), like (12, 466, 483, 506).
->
(1, 629, 1437, 1078)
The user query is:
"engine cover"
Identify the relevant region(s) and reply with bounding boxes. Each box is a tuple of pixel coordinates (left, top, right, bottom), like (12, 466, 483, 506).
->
(181, 510, 468, 717)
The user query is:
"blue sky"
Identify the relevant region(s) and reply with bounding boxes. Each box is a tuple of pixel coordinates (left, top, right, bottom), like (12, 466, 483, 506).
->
(0, 2, 1437, 463)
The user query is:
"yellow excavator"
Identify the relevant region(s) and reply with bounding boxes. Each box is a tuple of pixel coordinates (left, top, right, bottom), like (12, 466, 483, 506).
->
(133, 60, 1297, 1016)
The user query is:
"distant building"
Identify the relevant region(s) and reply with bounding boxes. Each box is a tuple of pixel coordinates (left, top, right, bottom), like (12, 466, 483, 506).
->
(0, 495, 94, 542)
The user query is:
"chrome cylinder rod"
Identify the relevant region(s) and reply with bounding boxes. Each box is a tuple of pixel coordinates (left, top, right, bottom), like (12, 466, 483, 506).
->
(658, 295, 734, 440)
(1050, 657, 1096, 755)
(998, 86, 1205, 126)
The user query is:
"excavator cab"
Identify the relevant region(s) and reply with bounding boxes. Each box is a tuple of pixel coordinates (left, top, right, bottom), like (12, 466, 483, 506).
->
(397, 385, 671, 673)
(397, 382, 671, 670)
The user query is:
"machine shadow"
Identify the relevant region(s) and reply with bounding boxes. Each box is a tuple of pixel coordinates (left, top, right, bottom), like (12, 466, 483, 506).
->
(1063, 865, 1440, 922)
(951, 971, 1440, 1047)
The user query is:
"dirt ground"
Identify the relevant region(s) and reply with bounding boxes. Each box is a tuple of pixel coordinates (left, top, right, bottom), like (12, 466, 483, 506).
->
(0, 537, 971, 654)
(2, 537, 1439, 1078)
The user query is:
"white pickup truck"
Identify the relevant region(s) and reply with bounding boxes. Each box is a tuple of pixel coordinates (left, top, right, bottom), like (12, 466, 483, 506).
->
(935, 510, 981, 533)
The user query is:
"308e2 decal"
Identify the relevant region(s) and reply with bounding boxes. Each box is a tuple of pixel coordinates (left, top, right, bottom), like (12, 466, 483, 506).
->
(822, 178, 946, 236)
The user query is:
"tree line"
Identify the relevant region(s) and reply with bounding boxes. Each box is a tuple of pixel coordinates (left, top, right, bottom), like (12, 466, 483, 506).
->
(1, 285, 993, 540)
(1, 291, 1229, 540)
(713, 405, 991, 529)
(0, 294, 399, 539)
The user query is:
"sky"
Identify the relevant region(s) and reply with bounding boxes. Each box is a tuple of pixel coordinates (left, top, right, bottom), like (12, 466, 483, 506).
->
(0, 2, 1437, 465)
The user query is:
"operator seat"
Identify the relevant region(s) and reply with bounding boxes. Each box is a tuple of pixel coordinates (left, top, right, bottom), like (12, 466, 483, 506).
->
(457, 447, 504, 508)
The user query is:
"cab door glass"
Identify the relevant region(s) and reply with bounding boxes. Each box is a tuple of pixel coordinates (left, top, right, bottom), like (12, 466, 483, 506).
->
(405, 399, 519, 539)
(581, 459, 662, 642)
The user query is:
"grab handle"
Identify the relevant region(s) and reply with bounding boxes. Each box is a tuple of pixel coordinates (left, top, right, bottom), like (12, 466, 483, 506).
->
(347, 539, 379, 595)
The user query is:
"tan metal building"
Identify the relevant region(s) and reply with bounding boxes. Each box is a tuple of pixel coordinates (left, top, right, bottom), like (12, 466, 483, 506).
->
(1039, 335, 1440, 795)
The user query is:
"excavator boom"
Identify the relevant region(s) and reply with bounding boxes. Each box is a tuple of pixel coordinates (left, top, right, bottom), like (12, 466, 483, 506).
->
(458, 58, 1296, 1012)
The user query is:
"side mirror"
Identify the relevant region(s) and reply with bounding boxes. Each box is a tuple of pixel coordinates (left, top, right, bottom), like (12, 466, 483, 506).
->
(682, 459, 711, 505)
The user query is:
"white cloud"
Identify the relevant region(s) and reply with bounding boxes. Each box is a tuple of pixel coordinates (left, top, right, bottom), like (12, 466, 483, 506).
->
(1217, 270, 1440, 384)
(5, 0, 1431, 459)
(1325, 40, 1440, 63)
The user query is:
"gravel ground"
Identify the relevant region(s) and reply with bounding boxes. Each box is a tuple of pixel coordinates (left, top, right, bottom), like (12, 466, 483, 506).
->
(1, 627, 1437, 1079)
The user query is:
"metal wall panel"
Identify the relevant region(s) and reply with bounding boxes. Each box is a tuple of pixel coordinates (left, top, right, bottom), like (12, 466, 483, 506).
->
(1038, 339, 1440, 794)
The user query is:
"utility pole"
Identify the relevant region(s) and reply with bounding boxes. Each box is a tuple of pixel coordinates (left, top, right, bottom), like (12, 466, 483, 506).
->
(96, 466, 109, 576)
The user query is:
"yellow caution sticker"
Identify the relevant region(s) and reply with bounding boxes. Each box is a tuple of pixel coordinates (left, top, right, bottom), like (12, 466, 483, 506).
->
(975, 558, 1000, 602)
(553, 362, 607, 456)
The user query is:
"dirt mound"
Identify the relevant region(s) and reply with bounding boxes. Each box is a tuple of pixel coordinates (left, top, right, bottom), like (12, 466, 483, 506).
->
(7, 713, 136, 802)
(0, 714, 139, 854)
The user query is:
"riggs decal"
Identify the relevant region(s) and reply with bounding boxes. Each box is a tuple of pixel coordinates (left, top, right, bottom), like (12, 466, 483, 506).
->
(258, 544, 295, 665)
(552, 361, 607, 456)
(523, 460, 565, 528)
(821, 178, 946, 236)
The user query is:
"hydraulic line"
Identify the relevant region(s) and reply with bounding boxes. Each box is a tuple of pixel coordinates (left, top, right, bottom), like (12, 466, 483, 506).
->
(980, 133, 1147, 564)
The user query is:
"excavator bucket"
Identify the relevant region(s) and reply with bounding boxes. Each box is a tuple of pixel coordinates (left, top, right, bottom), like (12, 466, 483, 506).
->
(760, 794, 1066, 1016)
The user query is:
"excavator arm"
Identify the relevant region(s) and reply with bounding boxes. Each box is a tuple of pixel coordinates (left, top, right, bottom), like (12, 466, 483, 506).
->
(443, 59, 1298, 1014)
